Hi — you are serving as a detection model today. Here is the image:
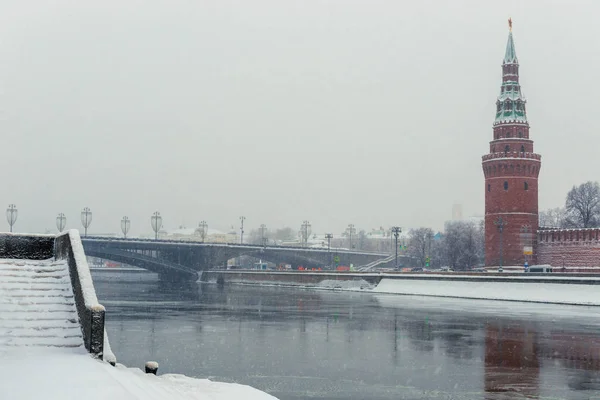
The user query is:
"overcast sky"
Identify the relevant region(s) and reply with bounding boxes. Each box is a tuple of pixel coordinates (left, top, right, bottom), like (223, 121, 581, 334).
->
(1, 0, 599, 236)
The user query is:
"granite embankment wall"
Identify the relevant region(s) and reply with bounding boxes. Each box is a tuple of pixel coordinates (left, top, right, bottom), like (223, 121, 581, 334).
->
(202, 270, 600, 306)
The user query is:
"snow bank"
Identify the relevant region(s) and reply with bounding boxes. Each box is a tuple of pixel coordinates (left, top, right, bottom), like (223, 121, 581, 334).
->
(374, 277, 600, 306)
(317, 279, 375, 290)
(0, 348, 278, 400)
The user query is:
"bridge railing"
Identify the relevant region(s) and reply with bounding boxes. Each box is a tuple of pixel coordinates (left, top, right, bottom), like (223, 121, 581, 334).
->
(55, 230, 115, 364)
(82, 236, 388, 256)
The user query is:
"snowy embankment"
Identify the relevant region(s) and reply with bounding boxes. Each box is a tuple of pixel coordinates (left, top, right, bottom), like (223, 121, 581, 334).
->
(373, 277, 600, 306)
(0, 347, 278, 400)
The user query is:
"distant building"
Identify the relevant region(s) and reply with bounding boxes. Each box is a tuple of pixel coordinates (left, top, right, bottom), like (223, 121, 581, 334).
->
(152, 225, 238, 243)
(452, 204, 463, 221)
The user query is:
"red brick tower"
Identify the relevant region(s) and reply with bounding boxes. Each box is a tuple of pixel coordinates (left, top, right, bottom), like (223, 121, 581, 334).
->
(482, 21, 541, 267)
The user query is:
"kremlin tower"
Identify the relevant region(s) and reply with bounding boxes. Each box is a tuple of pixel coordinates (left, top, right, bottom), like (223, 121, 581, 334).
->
(482, 20, 541, 267)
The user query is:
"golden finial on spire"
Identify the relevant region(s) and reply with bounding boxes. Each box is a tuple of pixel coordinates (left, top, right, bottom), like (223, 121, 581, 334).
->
(508, 17, 513, 31)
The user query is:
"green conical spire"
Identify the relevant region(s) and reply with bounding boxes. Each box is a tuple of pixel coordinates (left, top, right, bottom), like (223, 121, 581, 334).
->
(504, 31, 518, 64)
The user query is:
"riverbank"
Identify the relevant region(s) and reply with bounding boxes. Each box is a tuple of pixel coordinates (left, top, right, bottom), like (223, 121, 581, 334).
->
(201, 270, 600, 306)
(2, 347, 278, 400)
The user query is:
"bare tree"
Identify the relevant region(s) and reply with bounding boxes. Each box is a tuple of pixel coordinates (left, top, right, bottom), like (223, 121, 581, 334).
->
(539, 207, 567, 228)
(564, 181, 600, 228)
(407, 227, 433, 267)
(443, 222, 463, 268)
(441, 221, 483, 270)
(272, 227, 295, 243)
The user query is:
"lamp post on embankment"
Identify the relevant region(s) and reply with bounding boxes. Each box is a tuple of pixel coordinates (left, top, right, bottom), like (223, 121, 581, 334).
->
(391, 226, 401, 268)
(80, 207, 92, 237)
(494, 217, 507, 273)
(56, 213, 66, 232)
(6, 204, 17, 233)
(325, 233, 333, 267)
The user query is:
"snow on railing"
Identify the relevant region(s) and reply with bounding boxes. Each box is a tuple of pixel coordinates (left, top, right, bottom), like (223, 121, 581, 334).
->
(0, 232, 55, 260)
(55, 230, 110, 361)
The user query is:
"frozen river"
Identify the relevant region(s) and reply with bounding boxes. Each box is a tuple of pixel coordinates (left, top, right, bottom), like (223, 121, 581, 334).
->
(93, 271, 600, 399)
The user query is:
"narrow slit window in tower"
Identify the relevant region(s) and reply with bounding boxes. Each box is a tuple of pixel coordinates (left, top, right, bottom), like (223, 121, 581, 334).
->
(521, 145, 525, 153)
(488, 184, 491, 192)
(524, 182, 528, 190)
(504, 145, 509, 155)
(504, 181, 508, 191)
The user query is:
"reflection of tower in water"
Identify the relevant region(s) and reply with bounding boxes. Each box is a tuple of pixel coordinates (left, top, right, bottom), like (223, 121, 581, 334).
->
(484, 323, 540, 397)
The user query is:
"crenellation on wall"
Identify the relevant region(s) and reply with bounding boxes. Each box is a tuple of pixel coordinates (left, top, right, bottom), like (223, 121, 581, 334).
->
(537, 228, 600, 267)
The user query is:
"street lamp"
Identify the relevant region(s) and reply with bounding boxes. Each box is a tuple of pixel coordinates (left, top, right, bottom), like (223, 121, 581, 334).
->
(346, 224, 356, 249)
(151, 212, 162, 240)
(121, 216, 131, 238)
(56, 213, 67, 232)
(6, 204, 17, 233)
(198, 220, 208, 243)
(391, 226, 402, 268)
(239, 216, 246, 244)
(301, 220, 311, 247)
(80, 207, 92, 237)
(494, 217, 507, 273)
(259, 224, 268, 247)
(325, 233, 333, 267)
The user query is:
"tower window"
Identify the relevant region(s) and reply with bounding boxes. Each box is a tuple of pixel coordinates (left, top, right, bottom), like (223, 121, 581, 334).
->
(504, 181, 508, 191)
(521, 145, 525, 153)
(524, 182, 528, 190)
(488, 184, 491, 192)
(518, 131, 523, 138)
(504, 145, 510, 155)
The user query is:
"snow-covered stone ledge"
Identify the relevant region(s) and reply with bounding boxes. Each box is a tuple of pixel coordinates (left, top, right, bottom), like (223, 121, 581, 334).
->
(55, 230, 112, 362)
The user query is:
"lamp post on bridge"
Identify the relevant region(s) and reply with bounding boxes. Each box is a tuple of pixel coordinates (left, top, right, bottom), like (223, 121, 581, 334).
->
(6, 204, 17, 233)
(259, 224, 268, 247)
(121, 216, 131, 239)
(56, 213, 66, 232)
(151, 212, 162, 240)
(198, 220, 208, 243)
(494, 217, 507, 273)
(346, 224, 356, 249)
(239, 216, 246, 244)
(391, 226, 401, 268)
(80, 207, 92, 237)
(325, 233, 333, 267)
(300, 220, 311, 247)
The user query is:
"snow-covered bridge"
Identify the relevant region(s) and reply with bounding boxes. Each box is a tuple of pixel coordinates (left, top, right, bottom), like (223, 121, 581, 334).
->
(81, 236, 389, 280)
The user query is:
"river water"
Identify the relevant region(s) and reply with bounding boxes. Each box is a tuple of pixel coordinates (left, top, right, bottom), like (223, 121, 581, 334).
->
(93, 271, 600, 399)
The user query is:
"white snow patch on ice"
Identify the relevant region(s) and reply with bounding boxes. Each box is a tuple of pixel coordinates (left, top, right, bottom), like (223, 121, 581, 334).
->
(374, 278, 600, 306)
(317, 279, 375, 290)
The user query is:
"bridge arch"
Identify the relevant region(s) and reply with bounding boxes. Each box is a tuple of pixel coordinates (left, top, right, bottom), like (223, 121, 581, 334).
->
(85, 248, 198, 281)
